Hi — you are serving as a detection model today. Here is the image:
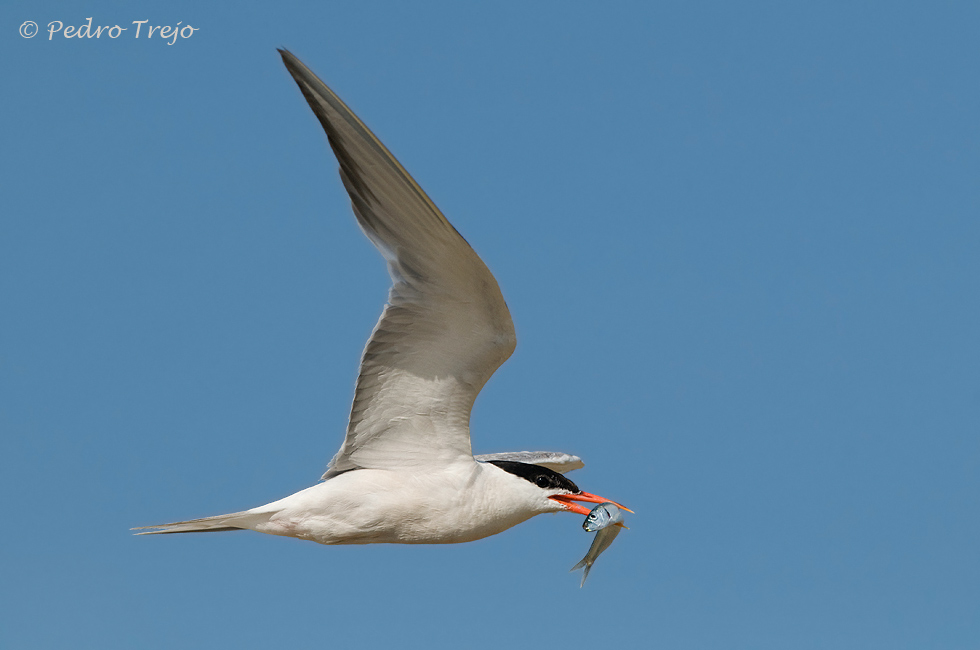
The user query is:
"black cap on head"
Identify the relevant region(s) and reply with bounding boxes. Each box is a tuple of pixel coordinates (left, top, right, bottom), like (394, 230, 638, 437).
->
(488, 460, 580, 493)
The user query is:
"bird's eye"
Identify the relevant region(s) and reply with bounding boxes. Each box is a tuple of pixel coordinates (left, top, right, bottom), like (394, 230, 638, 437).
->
(535, 476, 550, 488)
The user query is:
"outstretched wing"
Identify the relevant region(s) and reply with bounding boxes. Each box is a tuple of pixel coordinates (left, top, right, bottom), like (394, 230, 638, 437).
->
(279, 50, 516, 479)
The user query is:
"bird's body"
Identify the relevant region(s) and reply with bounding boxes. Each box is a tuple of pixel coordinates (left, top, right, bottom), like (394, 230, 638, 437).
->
(148, 462, 570, 545)
(134, 50, 628, 550)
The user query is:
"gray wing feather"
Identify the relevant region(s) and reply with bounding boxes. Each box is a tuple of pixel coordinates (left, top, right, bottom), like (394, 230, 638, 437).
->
(474, 451, 585, 474)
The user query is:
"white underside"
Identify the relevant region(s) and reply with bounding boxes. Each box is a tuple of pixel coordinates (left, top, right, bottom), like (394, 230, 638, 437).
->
(234, 461, 562, 545)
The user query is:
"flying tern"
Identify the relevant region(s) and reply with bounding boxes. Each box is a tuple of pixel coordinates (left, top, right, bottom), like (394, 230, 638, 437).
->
(134, 50, 629, 548)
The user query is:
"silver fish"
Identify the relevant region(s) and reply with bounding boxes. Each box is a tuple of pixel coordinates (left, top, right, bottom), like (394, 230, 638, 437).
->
(572, 502, 627, 587)
(583, 502, 624, 532)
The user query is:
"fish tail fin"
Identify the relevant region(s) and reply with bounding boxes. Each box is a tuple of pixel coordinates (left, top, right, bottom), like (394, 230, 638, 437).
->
(570, 559, 592, 588)
(579, 564, 591, 587)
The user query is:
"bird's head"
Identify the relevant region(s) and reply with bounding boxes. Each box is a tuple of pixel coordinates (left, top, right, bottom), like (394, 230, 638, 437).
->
(488, 460, 631, 516)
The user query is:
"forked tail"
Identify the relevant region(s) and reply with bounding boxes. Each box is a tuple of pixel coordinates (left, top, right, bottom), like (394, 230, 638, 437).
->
(132, 510, 268, 535)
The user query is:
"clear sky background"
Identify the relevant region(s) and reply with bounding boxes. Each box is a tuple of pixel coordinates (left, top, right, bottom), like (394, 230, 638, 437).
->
(2, 2, 978, 648)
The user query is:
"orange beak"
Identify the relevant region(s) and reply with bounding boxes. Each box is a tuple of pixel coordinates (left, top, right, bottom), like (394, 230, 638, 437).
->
(549, 491, 633, 516)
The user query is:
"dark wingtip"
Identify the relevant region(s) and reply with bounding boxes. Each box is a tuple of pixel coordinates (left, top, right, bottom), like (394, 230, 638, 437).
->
(277, 48, 300, 72)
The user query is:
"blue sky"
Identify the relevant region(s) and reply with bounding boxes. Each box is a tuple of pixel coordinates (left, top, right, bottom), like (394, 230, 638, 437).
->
(2, 2, 978, 648)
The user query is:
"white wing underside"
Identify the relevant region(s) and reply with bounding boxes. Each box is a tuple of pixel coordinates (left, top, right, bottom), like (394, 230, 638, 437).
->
(280, 51, 518, 480)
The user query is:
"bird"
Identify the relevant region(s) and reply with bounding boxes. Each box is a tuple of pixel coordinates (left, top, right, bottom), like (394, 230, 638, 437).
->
(133, 49, 629, 547)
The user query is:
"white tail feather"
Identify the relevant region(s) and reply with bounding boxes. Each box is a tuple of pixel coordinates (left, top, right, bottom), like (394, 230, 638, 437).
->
(132, 510, 269, 535)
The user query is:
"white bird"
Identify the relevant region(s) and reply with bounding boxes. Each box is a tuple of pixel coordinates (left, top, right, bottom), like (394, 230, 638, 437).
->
(134, 49, 629, 547)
